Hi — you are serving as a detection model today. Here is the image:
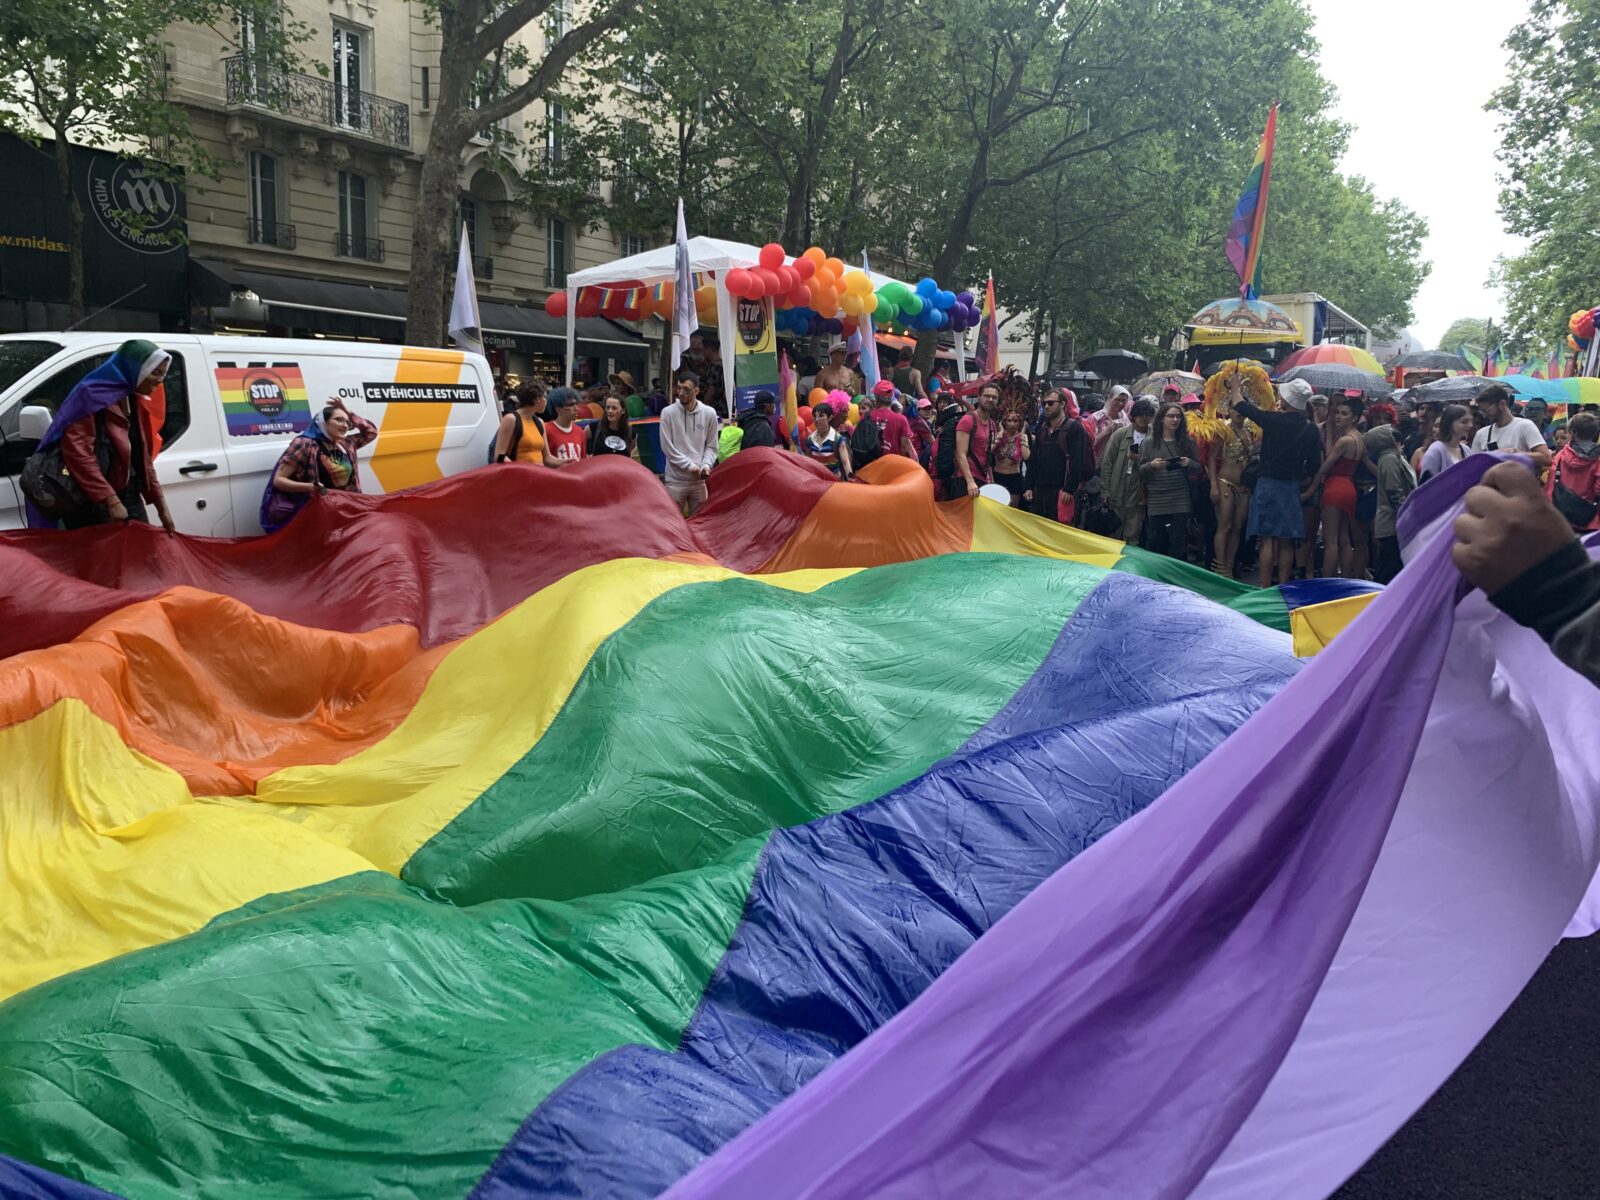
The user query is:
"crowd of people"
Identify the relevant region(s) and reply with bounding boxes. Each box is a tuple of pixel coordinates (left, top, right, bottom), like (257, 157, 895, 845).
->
(466, 348, 1600, 588)
(22, 337, 1600, 599)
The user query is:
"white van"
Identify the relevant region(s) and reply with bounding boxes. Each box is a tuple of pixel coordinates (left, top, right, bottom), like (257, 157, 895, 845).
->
(0, 334, 498, 536)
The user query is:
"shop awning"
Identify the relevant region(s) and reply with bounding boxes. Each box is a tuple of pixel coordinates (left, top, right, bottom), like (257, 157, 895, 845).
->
(191, 259, 643, 347)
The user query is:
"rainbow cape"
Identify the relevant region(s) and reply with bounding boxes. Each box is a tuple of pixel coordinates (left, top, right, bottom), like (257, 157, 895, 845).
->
(0, 452, 1596, 1200)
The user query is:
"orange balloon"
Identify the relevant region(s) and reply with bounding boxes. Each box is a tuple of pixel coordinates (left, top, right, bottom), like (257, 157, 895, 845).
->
(804, 246, 827, 266)
(808, 387, 828, 406)
(816, 287, 839, 314)
(824, 257, 845, 278)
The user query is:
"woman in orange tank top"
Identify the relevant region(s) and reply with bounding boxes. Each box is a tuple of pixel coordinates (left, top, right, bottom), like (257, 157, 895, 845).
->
(494, 379, 562, 467)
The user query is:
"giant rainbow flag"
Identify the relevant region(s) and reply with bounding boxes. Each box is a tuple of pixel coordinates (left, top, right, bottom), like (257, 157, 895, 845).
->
(0, 450, 1596, 1200)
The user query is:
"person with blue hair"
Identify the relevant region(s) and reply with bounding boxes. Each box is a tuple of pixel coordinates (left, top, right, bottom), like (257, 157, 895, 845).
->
(25, 338, 175, 532)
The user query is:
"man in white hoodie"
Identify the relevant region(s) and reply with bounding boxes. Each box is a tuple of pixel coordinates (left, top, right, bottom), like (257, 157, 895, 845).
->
(659, 371, 720, 515)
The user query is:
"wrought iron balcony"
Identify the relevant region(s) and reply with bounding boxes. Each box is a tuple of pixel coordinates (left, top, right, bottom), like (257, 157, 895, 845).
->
(225, 56, 411, 150)
(247, 218, 297, 249)
(336, 233, 385, 262)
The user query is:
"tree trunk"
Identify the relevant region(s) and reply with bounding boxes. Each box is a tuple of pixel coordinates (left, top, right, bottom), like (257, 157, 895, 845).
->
(407, 3, 479, 348)
(407, 130, 465, 346)
(780, 0, 857, 247)
(55, 130, 85, 323)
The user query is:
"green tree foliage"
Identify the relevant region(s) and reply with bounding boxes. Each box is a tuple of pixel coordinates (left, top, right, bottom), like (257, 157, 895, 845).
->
(1436, 317, 1492, 353)
(404, 0, 639, 343)
(1490, 0, 1600, 352)
(0, 0, 297, 319)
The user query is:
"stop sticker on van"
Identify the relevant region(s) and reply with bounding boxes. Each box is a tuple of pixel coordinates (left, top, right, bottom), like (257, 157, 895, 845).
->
(217, 362, 312, 436)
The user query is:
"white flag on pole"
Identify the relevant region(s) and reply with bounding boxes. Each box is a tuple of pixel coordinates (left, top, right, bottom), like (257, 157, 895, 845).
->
(448, 226, 483, 354)
(671, 198, 695, 371)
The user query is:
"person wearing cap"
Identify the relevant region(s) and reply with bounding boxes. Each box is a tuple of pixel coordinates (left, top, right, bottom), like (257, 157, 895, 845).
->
(815, 340, 857, 395)
(608, 370, 648, 420)
(736, 390, 788, 451)
(660, 371, 720, 514)
(1231, 375, 1324, 587)
(868, 380, 917, 459)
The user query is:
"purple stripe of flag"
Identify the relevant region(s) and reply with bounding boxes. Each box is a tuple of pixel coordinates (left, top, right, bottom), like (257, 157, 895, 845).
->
(665, 490, 1600, 1200)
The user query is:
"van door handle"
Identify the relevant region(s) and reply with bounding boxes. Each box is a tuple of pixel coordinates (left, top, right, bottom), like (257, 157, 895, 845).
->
(178, 460, 220, 476)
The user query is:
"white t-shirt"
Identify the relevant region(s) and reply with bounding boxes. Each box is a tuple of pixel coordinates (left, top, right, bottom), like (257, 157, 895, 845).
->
(1471, 416, 1544, 454)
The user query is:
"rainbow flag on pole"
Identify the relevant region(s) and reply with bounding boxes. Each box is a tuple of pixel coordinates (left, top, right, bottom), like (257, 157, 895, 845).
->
(975, 274, 1000, 376)
(1225, 103, 1279, 301)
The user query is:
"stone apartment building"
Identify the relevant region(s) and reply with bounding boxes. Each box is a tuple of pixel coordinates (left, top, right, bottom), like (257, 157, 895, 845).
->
(167, 0, 653, 382)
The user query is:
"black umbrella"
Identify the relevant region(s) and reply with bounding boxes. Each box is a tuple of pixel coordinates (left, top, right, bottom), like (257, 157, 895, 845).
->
(1077, 348, 1149, 379)
(1276, 364, 1391, 397)
(1390, 351, 1474, 372)
(1407, 375, 1496, 404)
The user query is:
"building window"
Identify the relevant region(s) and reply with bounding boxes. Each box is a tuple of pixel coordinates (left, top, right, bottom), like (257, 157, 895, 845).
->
(337, 170, 381, 259)
(547, 0, 571, 44)
(332, 21, 369, 130)
(547, 218, 568, 287)
(460, 196, 477, 252)
(545, 102, 568, 166)
(620, 232, 647, 258)
(247, 151, 293, 247)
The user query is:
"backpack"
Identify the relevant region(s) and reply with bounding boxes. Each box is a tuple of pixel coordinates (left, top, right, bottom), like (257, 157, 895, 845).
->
(933, 408, 965, 477)
(849, 411, 883, 466)
(738, 409, 777, 449)
(1551, 456, 1599, 531)
(490, 411, 543, 463)
(19, 412, 112, 522)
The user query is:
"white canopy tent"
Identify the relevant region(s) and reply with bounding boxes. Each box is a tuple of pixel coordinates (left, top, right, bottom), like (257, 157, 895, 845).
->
(563, 237, 918, 408)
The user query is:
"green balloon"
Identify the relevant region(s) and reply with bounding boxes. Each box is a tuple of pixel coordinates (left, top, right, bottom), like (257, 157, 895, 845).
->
(900, 292, 923, 315)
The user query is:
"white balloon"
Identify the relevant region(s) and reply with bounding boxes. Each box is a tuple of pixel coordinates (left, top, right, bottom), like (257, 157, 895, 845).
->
(978, 483, 1012, 505)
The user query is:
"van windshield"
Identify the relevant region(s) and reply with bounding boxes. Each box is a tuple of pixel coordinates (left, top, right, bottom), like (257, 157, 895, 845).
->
(0, 341, 64, 394)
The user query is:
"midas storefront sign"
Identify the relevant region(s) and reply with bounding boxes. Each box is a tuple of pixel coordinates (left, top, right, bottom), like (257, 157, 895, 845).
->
(0, 131, 187, 317)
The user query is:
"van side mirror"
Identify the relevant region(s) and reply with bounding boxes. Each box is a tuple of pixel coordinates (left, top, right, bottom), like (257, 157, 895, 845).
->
(18, 406, 51, 441)
(1, 405, 51, 476)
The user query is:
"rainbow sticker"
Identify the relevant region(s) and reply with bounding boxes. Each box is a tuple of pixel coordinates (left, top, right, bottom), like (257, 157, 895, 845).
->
(216, 361, 311, 437)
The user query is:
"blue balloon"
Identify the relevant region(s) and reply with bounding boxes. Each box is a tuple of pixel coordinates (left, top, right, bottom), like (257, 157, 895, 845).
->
(916, 276, 937, 298)
(934, 289, 955, 310)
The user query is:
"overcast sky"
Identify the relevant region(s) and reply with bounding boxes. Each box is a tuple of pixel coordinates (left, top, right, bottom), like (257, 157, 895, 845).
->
(1304, 0, 1529, 347)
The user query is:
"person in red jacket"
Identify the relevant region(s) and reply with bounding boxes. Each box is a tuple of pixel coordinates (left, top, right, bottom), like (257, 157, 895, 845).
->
(1546, 410, 1600, 532)
(29, 338, 175, 532)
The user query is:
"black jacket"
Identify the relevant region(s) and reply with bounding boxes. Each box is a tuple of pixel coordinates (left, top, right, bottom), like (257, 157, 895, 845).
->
(1491, 539, 1600, 688)
(1235, 402, 1320, 482)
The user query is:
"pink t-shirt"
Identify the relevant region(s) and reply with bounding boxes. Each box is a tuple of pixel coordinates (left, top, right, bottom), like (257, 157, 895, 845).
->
(870, 408, 915, 457)
(956, 412, 994, 480)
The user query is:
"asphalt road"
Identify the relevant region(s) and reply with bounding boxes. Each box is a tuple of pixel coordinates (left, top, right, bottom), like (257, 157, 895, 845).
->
(1333, 932, 1600, 1200)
